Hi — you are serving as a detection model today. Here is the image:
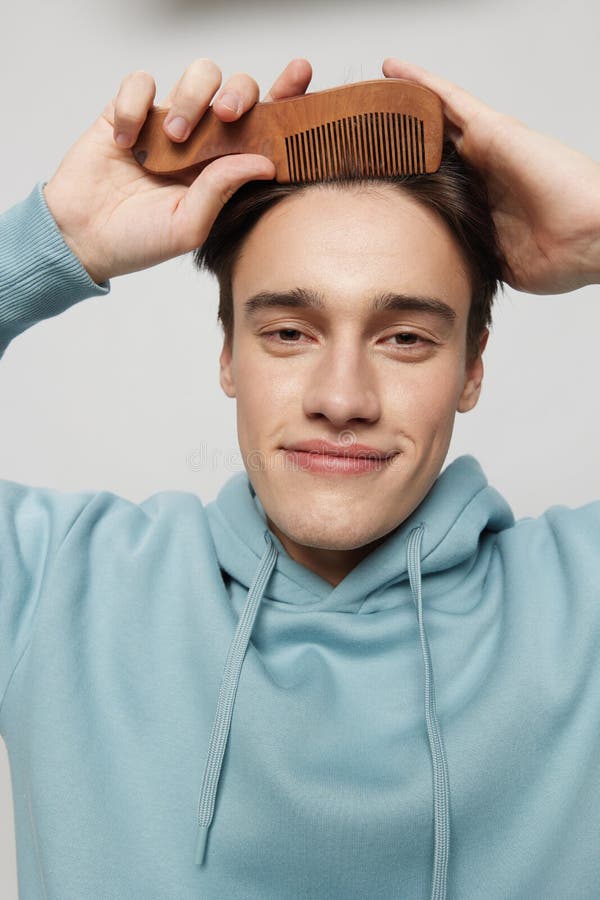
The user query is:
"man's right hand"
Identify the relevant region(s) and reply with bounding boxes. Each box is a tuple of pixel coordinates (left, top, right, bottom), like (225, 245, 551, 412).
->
(42, 58, 313, 286)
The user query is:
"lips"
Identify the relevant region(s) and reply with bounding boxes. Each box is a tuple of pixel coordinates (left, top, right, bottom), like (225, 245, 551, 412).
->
(283, 439, 397, 460)
(280, 440, 398, 476)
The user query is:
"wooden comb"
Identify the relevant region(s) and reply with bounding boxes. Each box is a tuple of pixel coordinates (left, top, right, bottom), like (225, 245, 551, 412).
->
(132, 78, 443, 182)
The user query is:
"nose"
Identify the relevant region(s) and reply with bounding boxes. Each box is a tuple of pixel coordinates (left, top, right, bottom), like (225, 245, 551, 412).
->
(301, 339, 381, 428)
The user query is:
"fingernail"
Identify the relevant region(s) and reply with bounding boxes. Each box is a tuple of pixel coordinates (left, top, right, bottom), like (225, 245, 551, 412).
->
(166, 116, 189, 139)
(218, 92, 242, 114)
(115, 132, 131, 147)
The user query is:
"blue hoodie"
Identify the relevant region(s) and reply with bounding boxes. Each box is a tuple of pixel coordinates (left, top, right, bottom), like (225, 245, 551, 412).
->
(1, 183, 600, 900)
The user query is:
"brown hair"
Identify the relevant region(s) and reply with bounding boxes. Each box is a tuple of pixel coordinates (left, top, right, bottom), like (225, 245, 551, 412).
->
(193, 141, 504, 363)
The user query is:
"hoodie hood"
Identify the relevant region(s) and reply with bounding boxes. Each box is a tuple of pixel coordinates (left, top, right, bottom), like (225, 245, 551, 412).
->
(206, 454, 514, 614)
(196, 454, 515, 899)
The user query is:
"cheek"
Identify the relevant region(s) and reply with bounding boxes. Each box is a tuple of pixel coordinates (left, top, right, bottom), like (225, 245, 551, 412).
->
(385, 359, 464, 434)
(233, 347, 301, 444)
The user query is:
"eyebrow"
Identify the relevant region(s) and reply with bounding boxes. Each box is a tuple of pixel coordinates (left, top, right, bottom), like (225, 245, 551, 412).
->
(242, 287, 457, 325)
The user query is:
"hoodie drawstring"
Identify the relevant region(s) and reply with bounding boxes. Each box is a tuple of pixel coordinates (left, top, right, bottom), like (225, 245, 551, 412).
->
(196, 524, 450, 900)
(195, 530, 278, 866)
(407, 525, 450, 900)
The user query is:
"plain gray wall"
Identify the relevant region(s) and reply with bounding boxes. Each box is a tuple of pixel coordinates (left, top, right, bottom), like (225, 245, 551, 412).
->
(1, 0, 599, 893)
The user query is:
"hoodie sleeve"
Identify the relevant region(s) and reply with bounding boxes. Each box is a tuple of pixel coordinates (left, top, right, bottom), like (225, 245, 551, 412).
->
(498, 499, 600, 699)
(0, 480, 96, 727)
(0, 184, 108, 722)
(0, 181, 110, 358)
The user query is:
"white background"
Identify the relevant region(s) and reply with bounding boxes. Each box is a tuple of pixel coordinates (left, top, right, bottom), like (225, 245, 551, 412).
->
(1, 0, 599, 893)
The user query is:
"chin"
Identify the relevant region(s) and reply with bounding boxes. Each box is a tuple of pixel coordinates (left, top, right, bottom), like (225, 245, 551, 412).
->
(267, 503, 402, 552)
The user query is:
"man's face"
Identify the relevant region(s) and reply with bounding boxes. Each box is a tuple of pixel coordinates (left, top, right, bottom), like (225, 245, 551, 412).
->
(220, 184, 486, 563)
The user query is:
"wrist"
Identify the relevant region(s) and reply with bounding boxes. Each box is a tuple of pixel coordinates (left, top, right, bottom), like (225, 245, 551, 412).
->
(42, 181, 109, 286)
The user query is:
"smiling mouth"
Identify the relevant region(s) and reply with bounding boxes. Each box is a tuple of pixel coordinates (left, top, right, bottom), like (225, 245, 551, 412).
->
(281, 441, 398, 475)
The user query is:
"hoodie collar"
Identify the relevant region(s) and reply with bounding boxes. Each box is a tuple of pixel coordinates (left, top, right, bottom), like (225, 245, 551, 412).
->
(205, 454, 514, 614)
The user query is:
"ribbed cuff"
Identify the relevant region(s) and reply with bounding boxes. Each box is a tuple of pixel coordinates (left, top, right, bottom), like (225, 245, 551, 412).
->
(0, 182, 110, 356)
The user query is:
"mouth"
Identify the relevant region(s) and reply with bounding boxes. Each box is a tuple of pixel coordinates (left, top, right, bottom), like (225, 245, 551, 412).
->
(281, 440, 399, 476)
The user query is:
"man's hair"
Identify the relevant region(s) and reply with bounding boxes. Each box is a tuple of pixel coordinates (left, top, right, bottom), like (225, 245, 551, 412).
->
(193, 141, 504, 363)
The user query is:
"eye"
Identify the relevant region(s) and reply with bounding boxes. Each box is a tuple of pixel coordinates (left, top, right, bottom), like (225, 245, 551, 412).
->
(378, 330, 439, 360)
(275, 328, 303, 341)
(393, 333, 419, 345)
(262, 328, 307, 343)
(383, 331, 431, 349)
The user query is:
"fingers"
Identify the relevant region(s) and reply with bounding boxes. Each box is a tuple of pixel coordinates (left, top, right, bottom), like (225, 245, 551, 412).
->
(262, 57, 313, 102)
(160, 59, 222, 140)
(160, 60, 263, 141)
(381, 58, 491, 133)
(112, 57, 313, 155)
(161, 57, 312, 143)
(212, 72, 261, 122)
(173, 154, 276, 251)
(112, 71, 157, 148)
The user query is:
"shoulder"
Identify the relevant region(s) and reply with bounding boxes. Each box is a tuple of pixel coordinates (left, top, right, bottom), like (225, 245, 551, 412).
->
(494, 499, 600, 587)
(503, 499, 600, 550)
(0, 476, 213, 559)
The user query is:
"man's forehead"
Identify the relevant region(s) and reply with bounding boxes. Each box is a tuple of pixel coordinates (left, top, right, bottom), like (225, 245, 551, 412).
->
(232, 186, 474, 314)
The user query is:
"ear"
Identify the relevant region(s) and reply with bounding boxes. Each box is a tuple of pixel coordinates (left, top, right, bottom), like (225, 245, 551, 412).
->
(219, 337, 236, 398)
(457, 329, 489, 414)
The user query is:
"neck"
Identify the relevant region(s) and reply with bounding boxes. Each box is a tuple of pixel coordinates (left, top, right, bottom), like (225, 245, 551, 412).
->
(266, 517, 387, 587)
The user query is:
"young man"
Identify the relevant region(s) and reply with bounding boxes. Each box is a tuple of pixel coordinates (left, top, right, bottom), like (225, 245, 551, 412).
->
(1, 57, 599, 900)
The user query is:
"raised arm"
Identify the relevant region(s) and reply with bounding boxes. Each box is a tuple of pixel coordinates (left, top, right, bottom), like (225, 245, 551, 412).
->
(382, 58, 600, 294)
(0, 57, 313, 357)
(42, 58, 312, 285)
(0, 57, 313, 722)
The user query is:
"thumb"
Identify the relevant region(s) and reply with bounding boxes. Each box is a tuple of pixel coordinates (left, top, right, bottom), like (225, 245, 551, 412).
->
(172, 153, 276, 252)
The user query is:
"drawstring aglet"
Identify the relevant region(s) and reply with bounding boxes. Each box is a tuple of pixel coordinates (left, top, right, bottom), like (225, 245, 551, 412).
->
(195, 825, 209, 866)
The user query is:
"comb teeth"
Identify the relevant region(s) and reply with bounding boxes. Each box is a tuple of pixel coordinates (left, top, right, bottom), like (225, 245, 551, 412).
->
(284, 112, 426, 182)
